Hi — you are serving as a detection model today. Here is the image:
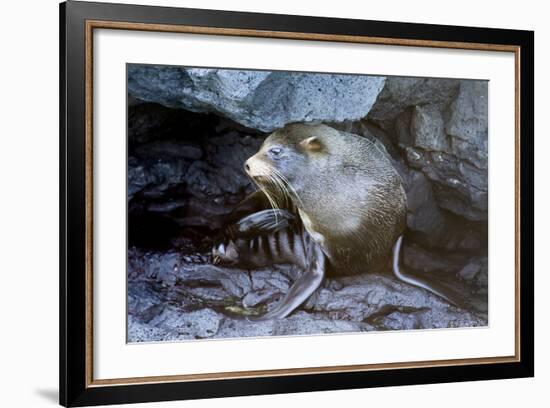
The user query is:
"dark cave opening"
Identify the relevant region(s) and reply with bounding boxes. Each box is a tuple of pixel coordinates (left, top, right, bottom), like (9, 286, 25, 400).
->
(127, 102, 267, 255)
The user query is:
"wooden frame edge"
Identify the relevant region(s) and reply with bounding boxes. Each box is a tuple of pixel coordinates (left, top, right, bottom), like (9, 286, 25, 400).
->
(88, 355, 519, 387)
(83, 19, 523, 389)
(85, 18, 94, 389)
(87, 19, 520, 52)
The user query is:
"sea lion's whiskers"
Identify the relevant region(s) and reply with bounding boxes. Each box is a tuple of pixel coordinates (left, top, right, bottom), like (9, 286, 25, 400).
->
(254, 175, 278, 212)
(271, 168, 304, 209)
(265, 174, 283, 223)
(261, 164, 290, 210)
(252, 163, 283, 223)
(270, 172, 291, 208)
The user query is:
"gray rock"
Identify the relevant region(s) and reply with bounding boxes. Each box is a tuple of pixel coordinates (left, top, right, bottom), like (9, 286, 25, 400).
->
(401, 140, 487, 222)
(127, 249, 182, 286)
(127, 249, 487, 342)
(215, 318, 275, 339)
(148, 308, 223, 339)
(127, 315, 172, 343)
(429, 152, 487, 220)
(135, 140, 203, 160)
(403, 170, 446, 244)
(127, 157, 189, 199)
(368, 77, 460, 124)
(128, 102, 174, 145)
(305, 274, 485, 329)
(446, 81, 488, 168)
(410, 105, 449, 152)
(394, 108, 414, 147)
(457, 257, 488, 289)
(128, 66, 386, 132)
(367, 78, 488, 222)
(457, 261, 481, 281)
(329, 119, 401, 160)
(242, 290, 279, 308)
(402, 243, 465, 275)
(176, 264, 253, 299)
(272, 312, 371, 336)
(213, 313, 372, 340)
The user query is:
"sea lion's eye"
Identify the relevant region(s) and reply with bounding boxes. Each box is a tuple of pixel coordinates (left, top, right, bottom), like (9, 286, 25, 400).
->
(268, 147, 283, 158)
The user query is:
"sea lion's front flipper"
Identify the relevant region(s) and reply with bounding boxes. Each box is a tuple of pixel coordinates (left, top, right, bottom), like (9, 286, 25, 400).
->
(229, 209, 295, 239)
(212, 209, 297, 265)
(248, 244, 326, 321)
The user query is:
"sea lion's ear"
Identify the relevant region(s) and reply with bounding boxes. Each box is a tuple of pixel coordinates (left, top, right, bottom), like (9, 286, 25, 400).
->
(300, 136, 323, 152)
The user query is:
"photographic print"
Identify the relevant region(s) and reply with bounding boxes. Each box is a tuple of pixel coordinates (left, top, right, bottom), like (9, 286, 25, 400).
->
(60, 3, 533, 405)
(126, 65, 489, 342)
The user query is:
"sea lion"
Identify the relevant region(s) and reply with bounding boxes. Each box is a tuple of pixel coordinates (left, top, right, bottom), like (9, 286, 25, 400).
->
(213, 123, 454, 320)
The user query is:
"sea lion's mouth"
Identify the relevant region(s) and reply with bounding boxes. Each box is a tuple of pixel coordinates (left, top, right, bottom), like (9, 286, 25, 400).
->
(244, 157, 271, 185)
(253, 175, 269, 184)
(245, 157, 299, 210)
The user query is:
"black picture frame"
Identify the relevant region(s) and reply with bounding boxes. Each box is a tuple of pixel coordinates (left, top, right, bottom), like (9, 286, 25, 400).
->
(60, 1, 534, 406)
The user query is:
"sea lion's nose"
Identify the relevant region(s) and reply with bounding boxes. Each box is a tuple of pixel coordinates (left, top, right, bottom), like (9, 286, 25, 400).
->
(244, 160, 251, 173)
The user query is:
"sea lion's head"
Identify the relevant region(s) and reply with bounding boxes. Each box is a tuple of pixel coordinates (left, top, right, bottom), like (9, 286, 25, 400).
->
(244, 123, 334, 207)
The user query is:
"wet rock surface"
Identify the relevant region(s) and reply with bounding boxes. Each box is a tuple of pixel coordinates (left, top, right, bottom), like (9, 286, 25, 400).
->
(127, 67, 489, 341)
(128, 250, 486, 341)
(128, 66, 386, 132)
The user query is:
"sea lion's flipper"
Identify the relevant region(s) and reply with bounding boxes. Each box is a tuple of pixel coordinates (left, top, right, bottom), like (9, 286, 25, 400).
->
(248, 243, 326, 321)
(392, 236, 462, 307)
(228, 209, 296, 239)
(212, 209, 298, 265)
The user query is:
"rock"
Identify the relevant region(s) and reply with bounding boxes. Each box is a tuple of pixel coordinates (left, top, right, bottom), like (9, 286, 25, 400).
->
(427, 151, 488, 220)
(127, 248, 487, 341)
(128, 65, 386, 132)
(215, 318, 275, 339)
(368, 77, 460, 125)
(176, 264, 253, 299)
(401, 135, 487, 222)
(394, 108, 414, 147)
(127, 315, 172, 342)
(242, 290, 279, 308)
(305, 274, 485, 329)
(402, 243, 465, 275)
(410, 105, 449, 152)
(402, 170, 446, 245)
(250, 267, 296, 292)
(127, 249, 182, 286)
(135, 140, 203, 160)
(330, 119, 401, 160)
(457, 257, 488, 289)
(214, 312, 372, 339)
(127, 156, 189, 200)
(148, 308, 223, 339)
(272, 313, 371, 335)
(128, 102, 175, 145)
(446, 81, 489, 170)
(368, 78, 488, 222)
(458, 261, 481, 281)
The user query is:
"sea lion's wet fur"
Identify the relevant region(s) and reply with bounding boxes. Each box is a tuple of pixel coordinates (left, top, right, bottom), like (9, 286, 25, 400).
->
(213, 123, 459, 319)
(246, 123, 407, 276)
